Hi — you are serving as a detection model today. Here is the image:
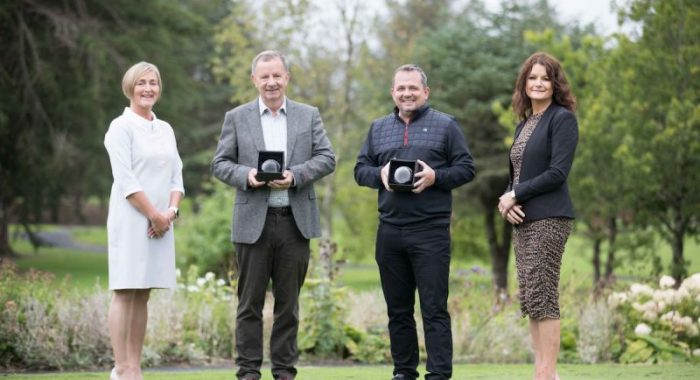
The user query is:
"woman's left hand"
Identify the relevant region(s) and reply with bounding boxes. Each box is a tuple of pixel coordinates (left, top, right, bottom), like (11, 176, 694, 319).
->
(498, 191, 517, 217)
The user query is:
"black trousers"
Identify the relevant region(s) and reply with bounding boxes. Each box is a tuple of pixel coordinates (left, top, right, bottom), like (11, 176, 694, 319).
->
(234, 207, 310, 380)
(376, 222, 452, 380)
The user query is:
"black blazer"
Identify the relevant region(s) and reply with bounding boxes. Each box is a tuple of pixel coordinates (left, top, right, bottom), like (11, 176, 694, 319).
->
(507, 103, 578, 223)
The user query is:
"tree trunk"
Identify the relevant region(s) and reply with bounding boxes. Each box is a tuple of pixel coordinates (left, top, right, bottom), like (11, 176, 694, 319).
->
(671, 229, 686, 283)
(0, 197, 15, 260)
(604, 217, 617, 283)
(320, 178, 335, 239)
(592, 237, 601, 286)
(486, 208, 512, 304)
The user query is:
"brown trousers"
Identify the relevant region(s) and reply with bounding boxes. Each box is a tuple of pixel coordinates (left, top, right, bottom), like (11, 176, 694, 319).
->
(234, 207, 310, 380)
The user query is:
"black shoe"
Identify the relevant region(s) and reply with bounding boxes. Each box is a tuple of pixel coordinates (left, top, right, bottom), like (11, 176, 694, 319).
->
(273, 372, 295, 380)
(392, 375, 414, 380)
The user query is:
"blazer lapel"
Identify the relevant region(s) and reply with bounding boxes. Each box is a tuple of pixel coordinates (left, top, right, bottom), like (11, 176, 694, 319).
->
(246, 102, 266, 152)
(285, 100, 298, 165)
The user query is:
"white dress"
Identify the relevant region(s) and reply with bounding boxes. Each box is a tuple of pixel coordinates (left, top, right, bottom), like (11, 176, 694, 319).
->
(104, 107, 184, 289)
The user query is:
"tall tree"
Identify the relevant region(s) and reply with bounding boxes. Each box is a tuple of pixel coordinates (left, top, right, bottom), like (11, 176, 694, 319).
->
(416, 0, 566, 298)
(523, 29, 630, 287)
(0, 0, 229, 259)
(609, 0, 700, 281)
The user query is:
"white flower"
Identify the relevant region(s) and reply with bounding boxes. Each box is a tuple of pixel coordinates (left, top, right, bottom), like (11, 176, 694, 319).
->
(633, 300, 661, 321)
(608, 292, 628, 307)
(216, 279, 226, 286)
(660, 310, 677, 322)
(659, 275, 676, 289)
(196, 278, 207, 287)
(205, 272, 216, 281)
(187, 285, 200, 292)
(688, 325, 699, 337)
(679, 273, 700, 294)
(693, 349, 700, 357)
(635, 323, 652, 336)
(653, 289, 681, 306)
(679, 316, 694, 328)
(630, 283, 654, 298)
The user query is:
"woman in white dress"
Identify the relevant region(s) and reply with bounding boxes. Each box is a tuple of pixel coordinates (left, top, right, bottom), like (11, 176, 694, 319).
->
(104, 62, 184, 380)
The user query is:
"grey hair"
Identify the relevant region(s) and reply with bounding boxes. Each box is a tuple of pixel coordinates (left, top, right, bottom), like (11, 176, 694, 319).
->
(393, 64, 428, 87)
(251, 50, 289, 75)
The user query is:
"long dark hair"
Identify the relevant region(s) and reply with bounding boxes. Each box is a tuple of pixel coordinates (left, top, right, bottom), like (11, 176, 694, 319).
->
(511, 52, 576, 121)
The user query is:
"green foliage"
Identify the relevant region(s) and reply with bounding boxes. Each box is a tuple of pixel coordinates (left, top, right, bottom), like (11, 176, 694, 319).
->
(601, 0, 700, 280)
(177, 180, 236, 278)
(0, 262, 238, 371)
(609, 274, 700, 363)
(0, 0, 231, 256)
(344, 325, 392, 364)
(0, 262, 112, 370)
(298, 279, 352, 358)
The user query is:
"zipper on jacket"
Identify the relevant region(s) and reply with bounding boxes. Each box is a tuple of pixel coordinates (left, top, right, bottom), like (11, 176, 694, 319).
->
(403, 120, 410, 146)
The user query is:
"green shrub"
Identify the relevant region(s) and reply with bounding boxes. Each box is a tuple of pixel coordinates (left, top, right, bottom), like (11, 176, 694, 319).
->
(0, 262, 112, 370)
(0, 262, 237, 371)
(177, 180, 237, 278)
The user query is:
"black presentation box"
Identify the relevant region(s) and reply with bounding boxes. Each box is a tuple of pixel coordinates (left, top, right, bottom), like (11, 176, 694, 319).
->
(255, 150, 285, 182)
(388, 159, 418, 192)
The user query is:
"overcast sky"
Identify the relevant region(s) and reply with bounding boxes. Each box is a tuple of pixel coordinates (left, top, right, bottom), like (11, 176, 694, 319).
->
(482, 0, 621, 34)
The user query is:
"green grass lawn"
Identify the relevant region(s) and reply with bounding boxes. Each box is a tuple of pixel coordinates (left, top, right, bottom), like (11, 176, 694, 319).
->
(70, 225, 108, 246)
(11, 240, 108, 291)
(3, 364, 699, 379)
(9, 224, 700, 294)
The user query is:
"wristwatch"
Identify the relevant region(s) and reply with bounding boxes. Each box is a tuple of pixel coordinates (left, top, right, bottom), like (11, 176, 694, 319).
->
(168, 206, 179, 219)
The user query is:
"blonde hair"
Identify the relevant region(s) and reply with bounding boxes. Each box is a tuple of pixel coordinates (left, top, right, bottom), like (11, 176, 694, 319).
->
(121, 61, 162, 100)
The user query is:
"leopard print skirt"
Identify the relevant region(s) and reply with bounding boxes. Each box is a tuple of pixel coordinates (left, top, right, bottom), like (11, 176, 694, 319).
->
(514, 217, 573, 320)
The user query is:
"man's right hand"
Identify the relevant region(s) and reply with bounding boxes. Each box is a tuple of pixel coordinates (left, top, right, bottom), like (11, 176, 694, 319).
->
(380, 162, 393, 192)
(247, 168, 266, 188)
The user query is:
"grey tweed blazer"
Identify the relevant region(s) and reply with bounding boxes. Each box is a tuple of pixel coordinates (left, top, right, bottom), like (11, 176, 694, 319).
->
(211, 98, 335, 244)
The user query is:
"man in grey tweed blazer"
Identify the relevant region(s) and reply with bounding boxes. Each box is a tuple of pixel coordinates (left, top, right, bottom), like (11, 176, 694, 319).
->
(212, 50, 335, 380)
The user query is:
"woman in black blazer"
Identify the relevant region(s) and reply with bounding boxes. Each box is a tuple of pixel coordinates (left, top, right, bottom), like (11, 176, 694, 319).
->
(498, 52, 578, 380)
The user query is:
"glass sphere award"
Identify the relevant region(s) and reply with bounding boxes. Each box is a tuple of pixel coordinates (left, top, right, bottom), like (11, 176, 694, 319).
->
(388, 159, 418, 191)
(255, 151, 285, 181)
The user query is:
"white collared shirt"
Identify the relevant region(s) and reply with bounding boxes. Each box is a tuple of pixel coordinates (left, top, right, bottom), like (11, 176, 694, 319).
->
(258, 97, 290, 207)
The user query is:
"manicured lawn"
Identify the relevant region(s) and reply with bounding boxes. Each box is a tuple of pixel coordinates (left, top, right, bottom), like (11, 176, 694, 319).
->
(3, 364, 699, 379)
(10, 224, 700, 293)
(70, 225, 108, 246)
(12, 240, 108, 292)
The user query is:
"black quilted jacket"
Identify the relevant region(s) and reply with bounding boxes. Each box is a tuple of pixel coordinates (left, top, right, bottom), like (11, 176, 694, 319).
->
(354, 104, 475, 226)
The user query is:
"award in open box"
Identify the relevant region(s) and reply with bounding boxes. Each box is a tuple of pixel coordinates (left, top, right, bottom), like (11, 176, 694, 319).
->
(388, 159, 420, 191)
(255, 151, 285, 181)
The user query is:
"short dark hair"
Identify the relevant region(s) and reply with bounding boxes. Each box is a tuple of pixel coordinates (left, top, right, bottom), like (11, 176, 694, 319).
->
(393, 64, 428, 87)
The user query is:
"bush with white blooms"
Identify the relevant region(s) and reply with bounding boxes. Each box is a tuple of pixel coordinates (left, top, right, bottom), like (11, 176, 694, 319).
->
(609, 273, 700, 363)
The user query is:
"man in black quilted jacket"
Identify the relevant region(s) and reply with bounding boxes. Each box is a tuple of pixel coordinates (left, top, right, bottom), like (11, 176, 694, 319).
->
(354, 64, 475, 380)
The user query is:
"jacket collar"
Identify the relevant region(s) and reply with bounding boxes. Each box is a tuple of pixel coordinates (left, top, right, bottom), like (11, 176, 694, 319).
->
(393, 103, 430, 123)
